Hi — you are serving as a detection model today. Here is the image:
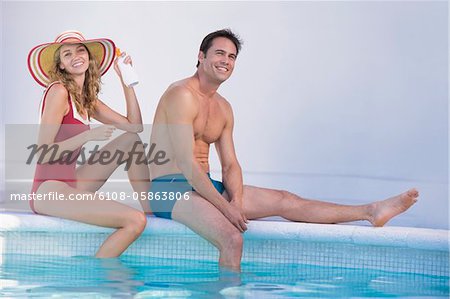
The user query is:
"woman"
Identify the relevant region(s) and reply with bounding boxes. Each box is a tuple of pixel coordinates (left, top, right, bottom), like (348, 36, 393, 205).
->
(27, 30, 150, 258)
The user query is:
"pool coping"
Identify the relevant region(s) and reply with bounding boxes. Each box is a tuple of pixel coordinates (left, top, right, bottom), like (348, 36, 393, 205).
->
(0, 212, 448, 252)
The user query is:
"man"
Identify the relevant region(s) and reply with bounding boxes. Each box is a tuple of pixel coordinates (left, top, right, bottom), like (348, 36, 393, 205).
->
(148, 29, 418, 270)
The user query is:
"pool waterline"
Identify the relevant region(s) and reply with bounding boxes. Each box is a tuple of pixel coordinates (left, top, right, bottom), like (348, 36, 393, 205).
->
(1, 213, 449, 297)
(0, 254, 449, 298)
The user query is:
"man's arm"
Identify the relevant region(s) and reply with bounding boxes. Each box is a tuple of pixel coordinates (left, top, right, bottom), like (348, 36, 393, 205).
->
(214, 101, 247, 221)
(164, 87, 247, 232)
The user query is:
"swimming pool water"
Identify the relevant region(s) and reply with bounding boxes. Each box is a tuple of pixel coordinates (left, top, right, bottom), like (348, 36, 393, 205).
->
(0, 254, 448, 298)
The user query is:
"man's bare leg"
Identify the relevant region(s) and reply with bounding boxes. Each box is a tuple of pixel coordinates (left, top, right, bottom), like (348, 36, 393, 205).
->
(368, 189, 419, 226)
(171, 186, 417, 270)
(226, 186, 418, 226)
(172, 192, 243, 270)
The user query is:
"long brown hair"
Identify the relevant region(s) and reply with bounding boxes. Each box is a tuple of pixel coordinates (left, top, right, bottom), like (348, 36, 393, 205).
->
(48, 44, 101, 119)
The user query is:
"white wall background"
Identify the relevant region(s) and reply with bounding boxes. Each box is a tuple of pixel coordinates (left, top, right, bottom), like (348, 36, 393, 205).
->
(1, 1, 448, 229)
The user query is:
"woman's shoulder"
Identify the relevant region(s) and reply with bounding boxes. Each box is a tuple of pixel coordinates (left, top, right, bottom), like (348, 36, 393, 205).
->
(45, 81, 68, 94)
(45, 82, 69, 99)
(43, 81, 69, 108)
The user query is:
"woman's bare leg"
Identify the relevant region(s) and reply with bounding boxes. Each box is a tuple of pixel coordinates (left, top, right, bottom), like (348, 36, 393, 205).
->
(34, 180, 147, 257)
(76, 132, 151, 213)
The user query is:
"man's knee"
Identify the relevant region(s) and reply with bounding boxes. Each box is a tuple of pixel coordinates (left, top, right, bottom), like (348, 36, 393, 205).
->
(278, 190, 297, 212)
(220, 230, 243, 253)
(231, 231, 243, 250)
(280, 190, 295, 200)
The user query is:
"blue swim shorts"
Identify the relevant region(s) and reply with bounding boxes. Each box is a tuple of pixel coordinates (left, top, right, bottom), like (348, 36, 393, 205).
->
(149, 173, 225, 219)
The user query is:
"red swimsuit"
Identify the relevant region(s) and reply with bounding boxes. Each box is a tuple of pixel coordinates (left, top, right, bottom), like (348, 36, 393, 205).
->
(30, 82, 90, 214)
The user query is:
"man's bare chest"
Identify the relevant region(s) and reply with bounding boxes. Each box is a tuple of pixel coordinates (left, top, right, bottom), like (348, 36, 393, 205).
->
(193, 105, 226, 144)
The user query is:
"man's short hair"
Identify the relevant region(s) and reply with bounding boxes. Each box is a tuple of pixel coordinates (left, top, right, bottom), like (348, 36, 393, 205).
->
(196, 29, 243, 68)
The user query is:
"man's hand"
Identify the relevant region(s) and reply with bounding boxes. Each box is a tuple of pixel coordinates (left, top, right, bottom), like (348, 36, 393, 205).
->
(230, 199, 248, 224)
(223, 204, 248, 233)
(223, 204, 247, 233)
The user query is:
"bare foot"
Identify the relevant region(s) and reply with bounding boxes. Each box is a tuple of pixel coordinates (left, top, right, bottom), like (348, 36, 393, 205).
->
(369, 189, 419, 227)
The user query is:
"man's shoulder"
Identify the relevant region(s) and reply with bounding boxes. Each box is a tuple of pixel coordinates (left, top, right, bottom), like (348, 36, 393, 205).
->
(164, 79, 196, 102)
(161, 80, 198, 114)
(214, 93, 232, 112)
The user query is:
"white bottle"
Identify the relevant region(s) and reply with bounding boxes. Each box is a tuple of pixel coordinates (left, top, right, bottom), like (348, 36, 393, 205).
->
(116, 48, 139, 87)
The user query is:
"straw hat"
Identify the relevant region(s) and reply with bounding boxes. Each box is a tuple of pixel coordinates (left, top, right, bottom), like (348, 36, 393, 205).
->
(27, 30, 116, 87)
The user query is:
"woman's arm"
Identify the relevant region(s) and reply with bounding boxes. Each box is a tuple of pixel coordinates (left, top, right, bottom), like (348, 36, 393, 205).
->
(92, 55, 143, 133)
(37, 84, 114, 163)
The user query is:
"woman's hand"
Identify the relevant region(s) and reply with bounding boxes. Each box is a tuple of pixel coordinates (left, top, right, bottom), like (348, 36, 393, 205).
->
(113, 53, 133, 80)
(87, 125, 116, 141)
